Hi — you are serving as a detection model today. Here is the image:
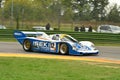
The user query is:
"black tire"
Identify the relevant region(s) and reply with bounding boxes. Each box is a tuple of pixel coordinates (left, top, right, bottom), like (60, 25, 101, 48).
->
(59, 43, 68, 55)
(23, 39, 32, 52)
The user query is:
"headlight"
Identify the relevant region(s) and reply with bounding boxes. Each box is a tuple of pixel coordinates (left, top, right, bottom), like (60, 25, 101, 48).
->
(91, 44, 96, 49)
(79, 43, 84, 47)
(91, 44, 97, 50)
(91, 44, 95, 48)
(80, 43, 91, 51)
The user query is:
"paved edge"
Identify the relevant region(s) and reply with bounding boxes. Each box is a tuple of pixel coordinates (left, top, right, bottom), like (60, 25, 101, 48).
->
(0, 53, 120, 64)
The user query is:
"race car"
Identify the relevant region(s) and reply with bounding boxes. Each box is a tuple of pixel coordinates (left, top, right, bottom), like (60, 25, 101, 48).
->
(14, 30, 99, 55)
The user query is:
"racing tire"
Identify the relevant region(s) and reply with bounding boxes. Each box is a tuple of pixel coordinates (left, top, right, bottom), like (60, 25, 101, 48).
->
(59, 43, 68, 55)
(23, 39, 32, 52)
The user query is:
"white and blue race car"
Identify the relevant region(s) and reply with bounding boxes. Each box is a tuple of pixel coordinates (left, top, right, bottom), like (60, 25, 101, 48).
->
(14, 30, 99, 55)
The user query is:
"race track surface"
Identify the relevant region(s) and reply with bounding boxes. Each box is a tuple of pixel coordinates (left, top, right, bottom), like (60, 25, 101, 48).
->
(0, 42, 120, 63)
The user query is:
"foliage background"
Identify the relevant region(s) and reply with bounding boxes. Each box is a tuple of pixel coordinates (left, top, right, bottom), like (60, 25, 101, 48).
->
(0, 0, 120, 30)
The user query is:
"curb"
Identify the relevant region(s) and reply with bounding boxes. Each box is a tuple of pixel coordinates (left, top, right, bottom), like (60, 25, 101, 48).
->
(0, 53, 120, 64)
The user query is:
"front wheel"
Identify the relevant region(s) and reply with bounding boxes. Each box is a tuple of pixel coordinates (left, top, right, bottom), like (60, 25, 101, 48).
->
(23, 39, 32, 52)
(59, 43, 68, 55)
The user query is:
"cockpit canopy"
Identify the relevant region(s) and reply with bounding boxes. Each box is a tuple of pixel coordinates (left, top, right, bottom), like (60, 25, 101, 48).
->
(51, 34, 78, 42)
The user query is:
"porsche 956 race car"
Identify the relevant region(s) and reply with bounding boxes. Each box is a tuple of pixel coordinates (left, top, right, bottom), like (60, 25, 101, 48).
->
(14, 30, 99, 55)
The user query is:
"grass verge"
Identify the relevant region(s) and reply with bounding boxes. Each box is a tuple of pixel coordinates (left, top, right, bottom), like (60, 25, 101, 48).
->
(0, 57, 120, 80)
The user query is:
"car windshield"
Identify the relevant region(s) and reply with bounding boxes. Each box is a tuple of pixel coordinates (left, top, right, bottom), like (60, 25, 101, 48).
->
(61, 35, 78, 42)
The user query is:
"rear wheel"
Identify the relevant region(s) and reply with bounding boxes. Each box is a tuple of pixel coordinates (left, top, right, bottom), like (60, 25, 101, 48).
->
(59, 43, 68, 55)
(23, 40, 32, 52)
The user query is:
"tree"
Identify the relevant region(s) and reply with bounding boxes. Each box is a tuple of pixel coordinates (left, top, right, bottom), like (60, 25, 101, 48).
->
(31, 0, 53, 21)
(62, 0, 92, 21)
(89, 0, 109, 21)
(78, 1, 92, 21)
(4, 0, 34, 29)
(107, 4, 120, 22)
(0, 1, 1, 8)
(70, 0, 90, 21)
(1, 0, 119, 28)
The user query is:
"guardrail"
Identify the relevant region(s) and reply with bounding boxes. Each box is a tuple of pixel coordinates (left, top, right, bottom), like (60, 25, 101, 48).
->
(0, 30, 120, 45)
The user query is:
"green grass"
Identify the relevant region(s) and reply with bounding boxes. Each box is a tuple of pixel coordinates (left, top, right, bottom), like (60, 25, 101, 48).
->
(0, 57, 120, 80)
(0, 29, 120, 46)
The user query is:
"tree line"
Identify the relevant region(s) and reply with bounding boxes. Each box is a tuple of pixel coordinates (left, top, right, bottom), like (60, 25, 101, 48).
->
(0, 0, 120, 29)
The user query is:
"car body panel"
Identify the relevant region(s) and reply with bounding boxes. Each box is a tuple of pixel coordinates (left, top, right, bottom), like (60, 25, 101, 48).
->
(14, 30, 99, 55)
(97, 25, 120, 34)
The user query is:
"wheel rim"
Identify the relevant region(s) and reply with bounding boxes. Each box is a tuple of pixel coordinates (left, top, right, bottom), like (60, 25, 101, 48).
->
(24, 40, 31, 50)
(60, 44, 67, 54)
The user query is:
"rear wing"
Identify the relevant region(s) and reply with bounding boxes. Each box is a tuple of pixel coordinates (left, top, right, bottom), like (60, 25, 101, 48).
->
(14, 30, 27, 44)
(14, 30, 49, 44)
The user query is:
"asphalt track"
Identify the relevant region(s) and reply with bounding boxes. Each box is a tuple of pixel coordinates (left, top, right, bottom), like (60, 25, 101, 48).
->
(0, 42, 120, 64)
